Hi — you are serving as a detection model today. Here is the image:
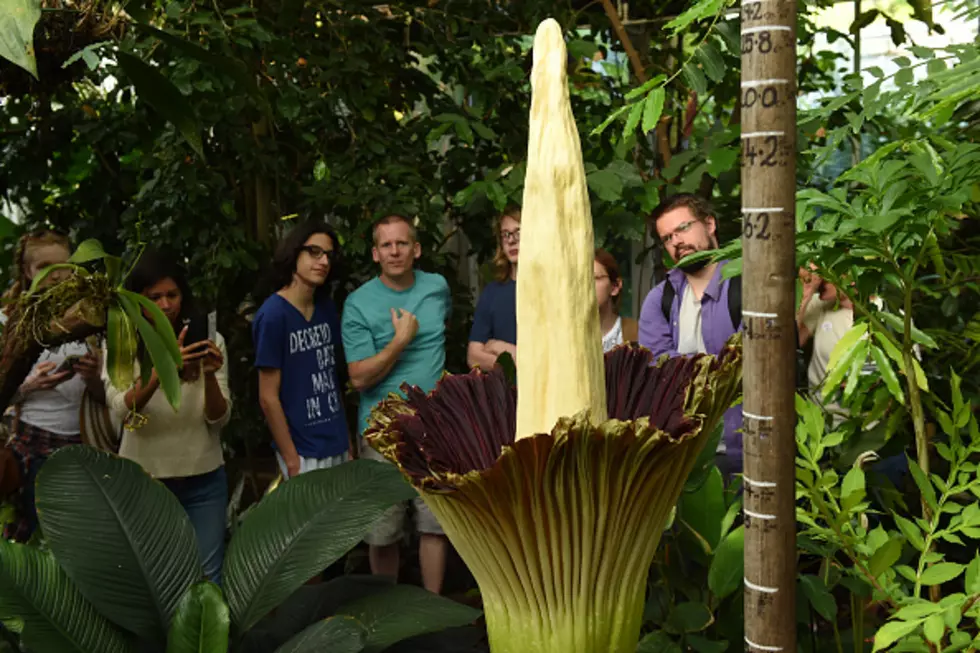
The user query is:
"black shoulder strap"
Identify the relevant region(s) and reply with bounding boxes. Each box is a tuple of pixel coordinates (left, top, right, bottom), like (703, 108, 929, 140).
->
(662, 276, 741, 328)
(661, 281, 675, 322)
(728, 275, 742, 328)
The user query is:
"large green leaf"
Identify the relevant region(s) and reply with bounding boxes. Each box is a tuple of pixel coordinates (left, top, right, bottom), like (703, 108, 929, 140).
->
(274, 616, 366, 653)
(35, 446, 202, 642)
(0, 0, 40, 77)
(116, 52, 205, 159)
(68, 239, 108, 264)
(166, 582, 229, 653)
(708, 526, 744, 599)
(679, 466, 725, 551)
(106, 304, 137, 391)
(118, 288, 182, 365)
(0, 539, 135, 653)
(224, 459, 416, 634)
(116, 292, 182, 411)
(334, 584, 480, 653)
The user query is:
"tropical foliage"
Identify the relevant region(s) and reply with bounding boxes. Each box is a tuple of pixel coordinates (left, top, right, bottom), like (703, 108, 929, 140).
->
(0, 446, 478, 653)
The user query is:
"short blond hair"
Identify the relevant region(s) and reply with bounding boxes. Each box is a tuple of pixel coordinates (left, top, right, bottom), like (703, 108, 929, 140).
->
(372, 214, 417, 245)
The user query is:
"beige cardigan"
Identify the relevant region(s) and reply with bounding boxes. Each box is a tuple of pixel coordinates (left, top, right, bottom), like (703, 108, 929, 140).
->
(102, 333, 231, 479)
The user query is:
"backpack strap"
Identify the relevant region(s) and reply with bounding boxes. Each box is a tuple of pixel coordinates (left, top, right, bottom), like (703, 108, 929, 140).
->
(660, 281, 676, 323)
(727, 275, 742, 329)
(662, 275, 742, 331)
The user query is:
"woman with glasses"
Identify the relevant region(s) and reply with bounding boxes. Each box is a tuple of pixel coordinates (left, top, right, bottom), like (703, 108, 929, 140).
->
(467, 206, 521, 370)
(252, 221, 350, 480)
(594, 248, 638, 352)
(105, 248, 231, 584)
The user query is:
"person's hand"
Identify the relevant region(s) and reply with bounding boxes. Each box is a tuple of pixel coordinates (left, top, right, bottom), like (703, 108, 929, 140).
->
(799, 266, 822, 298)
(390, 308, 419, 346)
(201, 340, 224, 376)
(22, 361, 72, 394)
(283, 452, 301, 478)
(72, 352, 101, 383)
(486, 339, 517, 361)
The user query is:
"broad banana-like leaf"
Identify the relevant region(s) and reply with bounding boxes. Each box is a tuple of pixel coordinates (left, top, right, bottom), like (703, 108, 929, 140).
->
(106, 304, 137, 390)
(35, 446, 202, 642)
(0, 540, 135, 653)
(166, 582, 229, 653)
(223, 459, 415, 635)
(116, 291, 182, 411)
(274, 616, 366, 653)
(335, 583, 481, 653)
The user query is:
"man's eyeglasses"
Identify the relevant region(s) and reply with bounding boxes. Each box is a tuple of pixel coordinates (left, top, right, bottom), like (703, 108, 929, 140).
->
(300, 245, 335, 261)
(501, 229, 520, 244)
(660, 219, 699, 246)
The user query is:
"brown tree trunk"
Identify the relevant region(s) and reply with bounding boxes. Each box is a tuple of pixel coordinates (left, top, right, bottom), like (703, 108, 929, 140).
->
(740, 0, 798, 650)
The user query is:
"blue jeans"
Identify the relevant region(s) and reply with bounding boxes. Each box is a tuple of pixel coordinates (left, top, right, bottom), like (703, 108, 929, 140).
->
(162, 466, 227, 585)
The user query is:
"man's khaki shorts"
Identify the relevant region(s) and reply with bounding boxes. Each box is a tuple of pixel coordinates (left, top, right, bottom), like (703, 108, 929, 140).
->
(360, 443, 444, 546)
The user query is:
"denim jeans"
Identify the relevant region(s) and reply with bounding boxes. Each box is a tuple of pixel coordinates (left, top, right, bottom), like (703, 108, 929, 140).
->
(162, 466, 228, 585)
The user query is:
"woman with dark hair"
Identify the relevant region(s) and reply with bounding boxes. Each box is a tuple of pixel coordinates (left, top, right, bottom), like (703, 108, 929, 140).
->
(467, 206, 520, 369)
(103, 247, 231, 584)
(594, 248, 638, 352)
(252, 221, 349, 480)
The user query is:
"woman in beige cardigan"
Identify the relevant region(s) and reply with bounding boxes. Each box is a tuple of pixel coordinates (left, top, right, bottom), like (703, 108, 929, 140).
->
(103, 249, 231, 585)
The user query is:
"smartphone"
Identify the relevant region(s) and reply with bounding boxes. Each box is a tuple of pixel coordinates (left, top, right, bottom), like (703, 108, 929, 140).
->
(182, 315, 209, 346)
(182, 311, 217, 346)
(55, 355, 82, 377)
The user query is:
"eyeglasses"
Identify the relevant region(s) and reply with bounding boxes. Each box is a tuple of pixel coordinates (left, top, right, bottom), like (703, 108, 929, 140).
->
(660, 219, 699, 246)
(501, 229, 521, 244)
(300, 245, 335, 261)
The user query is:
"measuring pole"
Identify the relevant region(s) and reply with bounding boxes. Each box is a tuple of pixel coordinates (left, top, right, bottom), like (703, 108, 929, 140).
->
(739, 0, 798, 651)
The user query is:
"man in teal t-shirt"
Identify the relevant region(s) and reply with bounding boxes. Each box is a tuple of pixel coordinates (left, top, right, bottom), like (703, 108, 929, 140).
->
(341, 214, 451, 594)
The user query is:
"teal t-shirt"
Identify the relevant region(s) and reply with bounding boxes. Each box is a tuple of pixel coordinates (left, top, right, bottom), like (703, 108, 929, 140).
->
(341, 270, 450, 435)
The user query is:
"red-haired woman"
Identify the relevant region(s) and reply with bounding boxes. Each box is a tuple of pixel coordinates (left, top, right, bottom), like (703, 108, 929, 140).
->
(595, 248, 638, 352)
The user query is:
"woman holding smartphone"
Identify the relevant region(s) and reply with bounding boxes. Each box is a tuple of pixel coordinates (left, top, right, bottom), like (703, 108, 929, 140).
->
(103, 248, 230, 585)
(2, 229, 106, 542)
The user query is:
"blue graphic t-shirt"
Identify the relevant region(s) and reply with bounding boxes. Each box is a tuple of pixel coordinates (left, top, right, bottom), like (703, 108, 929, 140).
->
(252, 293, 348, 458)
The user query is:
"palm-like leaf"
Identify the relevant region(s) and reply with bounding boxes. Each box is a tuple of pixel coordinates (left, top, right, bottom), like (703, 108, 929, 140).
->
(35, 446, 202, 642)
(0, 540, 135, 653)
(166, 582, 229, 653)
(273, 616, 366, 653)
(334, 583, 480, 653)
(223, 459, 415, 635)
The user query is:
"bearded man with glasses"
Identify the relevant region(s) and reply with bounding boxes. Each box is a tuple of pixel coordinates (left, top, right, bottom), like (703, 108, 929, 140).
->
(638, 193, 744, 479)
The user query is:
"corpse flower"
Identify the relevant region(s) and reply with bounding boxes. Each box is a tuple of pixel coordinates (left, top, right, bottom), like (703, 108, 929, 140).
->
(365, 18, 742, 653)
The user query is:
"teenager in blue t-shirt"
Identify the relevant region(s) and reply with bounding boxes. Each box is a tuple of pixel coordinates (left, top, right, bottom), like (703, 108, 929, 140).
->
(467, 206, 520, 370)
(253, 221, 349, 479)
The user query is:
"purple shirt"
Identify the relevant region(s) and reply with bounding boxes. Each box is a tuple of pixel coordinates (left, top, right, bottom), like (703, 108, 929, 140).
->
(638, 262, 743, 459)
